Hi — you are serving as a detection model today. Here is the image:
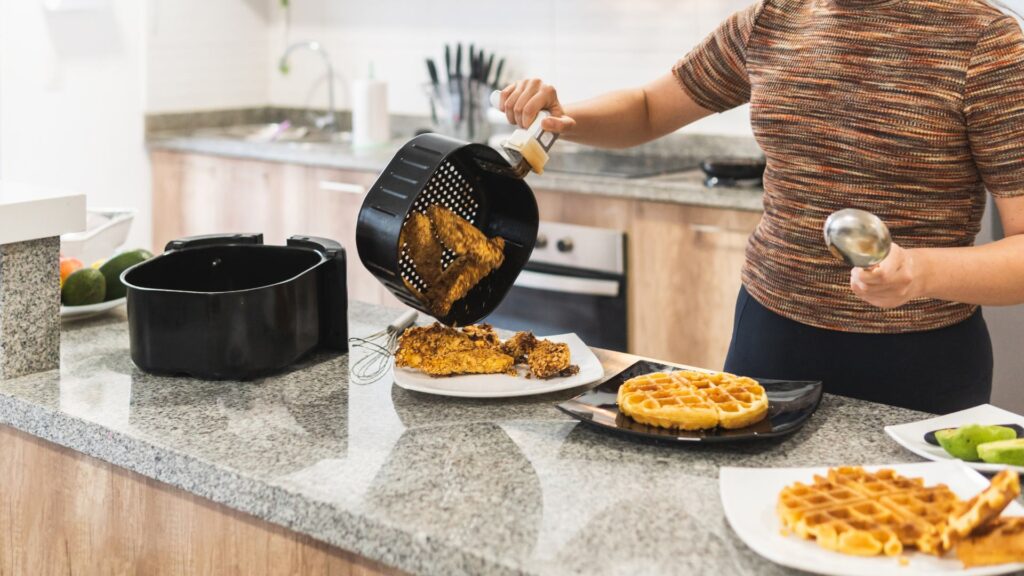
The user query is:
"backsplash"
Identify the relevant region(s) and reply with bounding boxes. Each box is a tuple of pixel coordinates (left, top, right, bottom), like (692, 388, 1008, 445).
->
(266, 0, 754, 136)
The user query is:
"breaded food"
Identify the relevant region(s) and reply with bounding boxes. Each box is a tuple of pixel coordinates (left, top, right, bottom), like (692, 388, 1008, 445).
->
(427, 205, 504, 266)
(399, 212, 443, 285)
(395, 325, 578, 380)
(943, 469, 1020, 551)
(617, 370, 768, 430)
(956, 516, 1024, 567)
(398, 206, 506, 318)
(395, 323, 514, 377)
(527, 340, 577, 379)
(500, 331, 538, 363)
(426, 254, 501, 317)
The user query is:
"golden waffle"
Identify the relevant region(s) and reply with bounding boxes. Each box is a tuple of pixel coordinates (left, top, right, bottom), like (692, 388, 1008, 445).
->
(777, 467, 962, 557)
(616, 370, 767, 430)
(956, 516, 1024, 567)
(943, 469, 1021, 551)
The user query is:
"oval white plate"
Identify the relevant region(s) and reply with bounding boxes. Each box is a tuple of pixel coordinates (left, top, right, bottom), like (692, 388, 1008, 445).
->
(393, 333, 604, 398)
(60, 297, 126, 321)
(720, 460, 1024, 576)
(884, 404, 1024, 474)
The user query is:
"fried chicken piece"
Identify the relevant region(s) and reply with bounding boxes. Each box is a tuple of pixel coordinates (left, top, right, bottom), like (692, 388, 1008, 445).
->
(399, 212, 443, 286)
(413, 348, 515, 377)
(500, 331, 538, 363)
(462, 323, 501, 349)
(395, 323, 514, 377)
(527, 340, 579, 379)
(427, 205, 505, 265)
(426, 252, 503, 317)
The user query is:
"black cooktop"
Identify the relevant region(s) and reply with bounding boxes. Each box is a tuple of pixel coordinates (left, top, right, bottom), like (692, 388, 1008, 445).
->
(544, 151, 701, 179)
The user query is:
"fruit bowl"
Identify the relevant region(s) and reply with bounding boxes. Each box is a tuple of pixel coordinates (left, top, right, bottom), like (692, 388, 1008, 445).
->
(60, 297, 126, 321)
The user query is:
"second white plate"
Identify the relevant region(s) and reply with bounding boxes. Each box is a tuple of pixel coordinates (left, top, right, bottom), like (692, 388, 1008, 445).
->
(884, 404, 1024, 474)
(392, 333, 604, 398)
(720, 460, 1024, 576)
(60, 297, 126, 321)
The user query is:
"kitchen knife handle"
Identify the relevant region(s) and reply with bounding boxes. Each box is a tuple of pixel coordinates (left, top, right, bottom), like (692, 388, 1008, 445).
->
(165, 233, 263, 252)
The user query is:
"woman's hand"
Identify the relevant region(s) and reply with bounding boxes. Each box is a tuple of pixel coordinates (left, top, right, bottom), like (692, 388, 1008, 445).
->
(498, 79, 576, 134)
(849, 243, 925, 309)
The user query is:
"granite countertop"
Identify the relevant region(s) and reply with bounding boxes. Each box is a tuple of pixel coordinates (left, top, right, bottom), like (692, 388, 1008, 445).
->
(0, 301, 933, 575)
(147, 128, 765, 213)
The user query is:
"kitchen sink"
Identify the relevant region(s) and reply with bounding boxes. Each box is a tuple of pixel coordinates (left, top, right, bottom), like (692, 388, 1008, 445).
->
(201, 123, 348, 144)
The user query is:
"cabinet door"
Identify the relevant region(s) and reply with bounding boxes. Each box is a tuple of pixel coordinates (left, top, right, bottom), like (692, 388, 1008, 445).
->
(305, 167, 398, 307)
(223, 159, 308, 245)
(150, 151, 185, 251)
(632, 202, 760, 369)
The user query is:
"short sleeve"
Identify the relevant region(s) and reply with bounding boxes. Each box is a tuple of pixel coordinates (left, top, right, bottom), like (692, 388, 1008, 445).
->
(965, 16, 1024, 198)
(673, 1, 764, 113)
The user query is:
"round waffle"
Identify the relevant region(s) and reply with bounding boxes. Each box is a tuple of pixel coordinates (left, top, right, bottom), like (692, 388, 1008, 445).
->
(616, 370, 768, 430)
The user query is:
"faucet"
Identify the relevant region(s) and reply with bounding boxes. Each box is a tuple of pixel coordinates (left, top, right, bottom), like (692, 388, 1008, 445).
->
(279, 41, 338, 131)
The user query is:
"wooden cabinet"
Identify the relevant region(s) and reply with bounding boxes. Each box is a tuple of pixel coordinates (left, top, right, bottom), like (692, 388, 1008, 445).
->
(151, 151, 761, 369)
(535, 188, 761, 370)
(149, 151, 394, 308)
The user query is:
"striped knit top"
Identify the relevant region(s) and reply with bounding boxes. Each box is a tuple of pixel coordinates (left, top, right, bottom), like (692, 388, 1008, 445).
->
(674, 0, 1024, 333)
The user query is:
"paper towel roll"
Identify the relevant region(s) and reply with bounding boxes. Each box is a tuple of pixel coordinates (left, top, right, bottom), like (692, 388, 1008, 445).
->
(352, 79, 389, 149)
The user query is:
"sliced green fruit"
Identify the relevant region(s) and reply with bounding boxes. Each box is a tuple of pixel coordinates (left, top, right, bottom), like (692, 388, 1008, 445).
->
(936, 424, 1018, 461)
(99, 249, 151, 301)
(61, 268, 106, 306)
(978, 438, 1024, 466)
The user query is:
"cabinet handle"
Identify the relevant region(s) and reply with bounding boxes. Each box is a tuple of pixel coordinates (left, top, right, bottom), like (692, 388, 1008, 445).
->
(319, 180, 366, 195)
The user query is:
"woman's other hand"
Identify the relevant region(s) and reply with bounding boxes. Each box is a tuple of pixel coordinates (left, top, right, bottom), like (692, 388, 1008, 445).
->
(498, 79, 576, 134)
(850, 243, 924, 309)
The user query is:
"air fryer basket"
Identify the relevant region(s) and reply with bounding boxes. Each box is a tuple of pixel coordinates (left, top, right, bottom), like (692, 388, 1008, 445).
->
(356, 133, 539, 326)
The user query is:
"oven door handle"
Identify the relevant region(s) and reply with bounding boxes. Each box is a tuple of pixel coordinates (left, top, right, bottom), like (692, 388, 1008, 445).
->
(513, 270, 621, 297)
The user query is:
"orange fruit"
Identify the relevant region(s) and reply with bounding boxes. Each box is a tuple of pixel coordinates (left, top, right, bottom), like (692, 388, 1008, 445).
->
(60, 257, 84, 287)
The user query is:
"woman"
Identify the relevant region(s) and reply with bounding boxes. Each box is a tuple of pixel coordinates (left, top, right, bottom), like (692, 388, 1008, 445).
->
(497, 0, 1024, 414)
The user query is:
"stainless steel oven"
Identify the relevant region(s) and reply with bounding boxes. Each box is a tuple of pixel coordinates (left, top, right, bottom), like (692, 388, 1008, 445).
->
(487, 221, 627, 351)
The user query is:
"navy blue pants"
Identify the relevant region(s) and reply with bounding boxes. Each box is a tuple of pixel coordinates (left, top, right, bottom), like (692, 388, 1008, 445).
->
(723, 286, 993, 414)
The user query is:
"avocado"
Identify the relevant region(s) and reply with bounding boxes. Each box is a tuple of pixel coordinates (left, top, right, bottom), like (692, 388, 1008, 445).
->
(99, 249, 151, 300)
(935, 424, 1017, 461)
(978, 438, 1024, 466)
(61, 268, 106, 306)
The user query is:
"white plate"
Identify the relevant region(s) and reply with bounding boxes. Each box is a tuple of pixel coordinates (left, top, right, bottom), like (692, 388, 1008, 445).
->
(720, 461, 1024, 576)
(884, 404, 1024, 474)
(392, 333, 603, 398)
(60, 297, 126, 321)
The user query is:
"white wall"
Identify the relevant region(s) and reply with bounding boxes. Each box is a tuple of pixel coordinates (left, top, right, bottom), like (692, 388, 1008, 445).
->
(146, 0, 270, 113)
(0, 0, 151, 249)
(265, 0, 754, 136)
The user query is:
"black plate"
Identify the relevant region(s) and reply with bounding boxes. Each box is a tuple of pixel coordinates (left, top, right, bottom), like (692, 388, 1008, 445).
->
(556, 360, 823, 444)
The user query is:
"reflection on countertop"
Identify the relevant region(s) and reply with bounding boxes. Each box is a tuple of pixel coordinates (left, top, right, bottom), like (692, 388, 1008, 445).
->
(146, 113, 766, 213)
(0, 301, 929, 575)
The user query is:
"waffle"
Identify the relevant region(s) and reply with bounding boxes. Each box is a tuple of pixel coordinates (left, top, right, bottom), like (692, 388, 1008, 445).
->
(616, 370, 767, 430)
(956, 516, 1024, 567)
(943, 469, 1021, 550)
(777, 467, 962, 557)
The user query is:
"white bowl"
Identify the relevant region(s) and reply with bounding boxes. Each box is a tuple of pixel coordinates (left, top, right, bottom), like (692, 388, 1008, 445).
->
(61, 208, 135, 265)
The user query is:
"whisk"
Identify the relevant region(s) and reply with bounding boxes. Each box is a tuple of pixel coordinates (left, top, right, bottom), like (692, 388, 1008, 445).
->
(348, 309, 419, 383)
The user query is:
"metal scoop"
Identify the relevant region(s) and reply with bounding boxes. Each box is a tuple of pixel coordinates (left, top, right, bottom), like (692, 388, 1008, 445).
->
(823, 209, 892, 269)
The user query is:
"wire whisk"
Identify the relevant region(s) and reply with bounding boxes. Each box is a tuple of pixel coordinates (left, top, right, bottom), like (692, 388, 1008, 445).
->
(348, 309, 419, 384)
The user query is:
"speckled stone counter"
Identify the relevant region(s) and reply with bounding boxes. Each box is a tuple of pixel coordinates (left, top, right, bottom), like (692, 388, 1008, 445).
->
(0, 301, 933, 576)
(147, 131, 765, 213)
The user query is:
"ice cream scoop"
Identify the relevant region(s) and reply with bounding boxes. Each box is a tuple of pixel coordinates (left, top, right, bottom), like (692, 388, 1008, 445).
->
(824, 208, 892, 269)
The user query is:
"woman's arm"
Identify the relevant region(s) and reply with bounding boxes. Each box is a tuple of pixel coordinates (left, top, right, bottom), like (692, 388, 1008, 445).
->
(852, 195, 1024, 308)
(498, 74, 713, 149)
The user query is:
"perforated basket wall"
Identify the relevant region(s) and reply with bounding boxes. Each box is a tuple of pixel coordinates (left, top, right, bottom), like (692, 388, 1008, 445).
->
(356, 133, 539, 326)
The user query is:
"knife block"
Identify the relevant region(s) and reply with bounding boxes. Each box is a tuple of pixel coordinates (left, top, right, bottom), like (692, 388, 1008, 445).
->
(0, 236, 60, 379)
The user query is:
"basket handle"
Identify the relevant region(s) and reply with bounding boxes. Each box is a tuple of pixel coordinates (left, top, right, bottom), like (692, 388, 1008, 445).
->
(164, 233, 263, 252)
